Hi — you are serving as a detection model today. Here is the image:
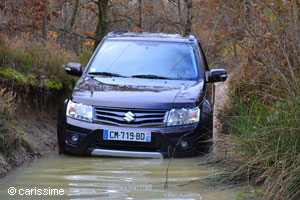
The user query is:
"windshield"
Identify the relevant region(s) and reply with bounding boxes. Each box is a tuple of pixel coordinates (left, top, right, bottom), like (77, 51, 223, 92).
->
(88, 40, 200, 80)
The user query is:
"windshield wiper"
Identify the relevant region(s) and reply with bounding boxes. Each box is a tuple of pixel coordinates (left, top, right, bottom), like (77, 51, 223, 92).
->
(88, 72, 127, 77)
(131, 74, 172, 80)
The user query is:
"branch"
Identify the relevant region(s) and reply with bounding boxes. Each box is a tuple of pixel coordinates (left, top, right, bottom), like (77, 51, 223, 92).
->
(168, 0, 177, 6)
(106, 19, 126, 24)
(59, 28, 98, 41)
(113, 13, 138, 26)
(87, 0, 99, 5)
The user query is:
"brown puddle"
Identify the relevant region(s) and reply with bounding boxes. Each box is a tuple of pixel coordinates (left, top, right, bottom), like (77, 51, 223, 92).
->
(0, 154, 243, 199)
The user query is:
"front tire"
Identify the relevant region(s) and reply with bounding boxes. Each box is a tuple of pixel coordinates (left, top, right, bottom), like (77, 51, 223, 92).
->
(198, 131, 213, 155)
(57, 101, 68, 155)
(198, 98, 213, 155)
(57, 123, 67, 154)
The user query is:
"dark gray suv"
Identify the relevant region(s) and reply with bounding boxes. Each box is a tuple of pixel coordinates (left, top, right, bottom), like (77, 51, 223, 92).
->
(57, 30, 227, 158)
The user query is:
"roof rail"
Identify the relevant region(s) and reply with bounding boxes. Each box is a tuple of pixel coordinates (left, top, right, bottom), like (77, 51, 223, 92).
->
(107, 30, 130, 37)
(189, 35, 195, 41)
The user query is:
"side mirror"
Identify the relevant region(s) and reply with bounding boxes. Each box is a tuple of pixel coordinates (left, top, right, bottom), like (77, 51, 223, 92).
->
(65, 62, 82, 77)
(208, 69, 228, 83)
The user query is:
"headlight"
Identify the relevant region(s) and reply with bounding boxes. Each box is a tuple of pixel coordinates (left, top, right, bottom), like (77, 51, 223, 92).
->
(167, 107, 200, 126)
(66, 100, 93, 122)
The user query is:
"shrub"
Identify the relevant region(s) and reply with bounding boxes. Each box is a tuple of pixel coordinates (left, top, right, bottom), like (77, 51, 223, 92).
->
(79, 47, 94, 68)
(0, 33, 78, 91)
(212, 1, 300, 199)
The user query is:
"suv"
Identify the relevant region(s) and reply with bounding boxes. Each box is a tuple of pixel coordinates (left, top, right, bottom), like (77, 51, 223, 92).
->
(57, 31, 227, 158)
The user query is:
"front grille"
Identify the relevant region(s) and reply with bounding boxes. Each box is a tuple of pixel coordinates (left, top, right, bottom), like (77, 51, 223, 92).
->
(94, 107, 168, 127)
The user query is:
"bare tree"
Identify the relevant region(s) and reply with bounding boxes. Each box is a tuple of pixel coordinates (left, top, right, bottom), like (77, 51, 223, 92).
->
(184, 0, 193, 35)
(92, 0, 109, 49)
(137, 0, 142, 29)
(70, 0, 80, 29)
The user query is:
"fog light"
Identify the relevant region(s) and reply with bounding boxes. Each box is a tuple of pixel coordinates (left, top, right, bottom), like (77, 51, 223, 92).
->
(71, 134, 79, 143)
(180, 141, 188, 150)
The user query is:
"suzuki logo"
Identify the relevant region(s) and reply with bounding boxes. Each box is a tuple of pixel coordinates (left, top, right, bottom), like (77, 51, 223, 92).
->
(124, 111, 135, 123)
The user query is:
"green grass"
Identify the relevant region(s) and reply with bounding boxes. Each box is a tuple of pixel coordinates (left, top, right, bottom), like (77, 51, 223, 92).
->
(216, 79, 300, 199)
(235, 186, 263, 200)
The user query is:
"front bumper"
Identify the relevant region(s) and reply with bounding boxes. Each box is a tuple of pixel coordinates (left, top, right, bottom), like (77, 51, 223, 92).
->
(90, 148, 163, 158)
(63, 117, 210, 158)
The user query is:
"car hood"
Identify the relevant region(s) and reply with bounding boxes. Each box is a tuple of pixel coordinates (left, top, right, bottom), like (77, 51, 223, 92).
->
(71, 76, 205, 109)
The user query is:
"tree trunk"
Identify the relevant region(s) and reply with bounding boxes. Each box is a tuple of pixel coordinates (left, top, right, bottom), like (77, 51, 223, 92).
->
(177, 0, 183, 34)
(94, 0, 108, 50)
(68, 0, 80, 52)
(42, 19, 47, 41)
(138, 0, 142, 30)
(70, 0, 80, 29)
(245, 0, 251, 21)
(184, 0, 193, 36)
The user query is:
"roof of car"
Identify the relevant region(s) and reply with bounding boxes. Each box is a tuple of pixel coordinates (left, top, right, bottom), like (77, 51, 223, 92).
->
(105, 30, 196, 43)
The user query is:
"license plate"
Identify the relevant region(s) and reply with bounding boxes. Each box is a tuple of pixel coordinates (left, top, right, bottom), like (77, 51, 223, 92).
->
(103, 130, 151, 142)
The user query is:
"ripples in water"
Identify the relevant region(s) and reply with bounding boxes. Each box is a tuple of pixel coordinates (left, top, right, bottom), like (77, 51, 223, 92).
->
(0, 154, 242, 199)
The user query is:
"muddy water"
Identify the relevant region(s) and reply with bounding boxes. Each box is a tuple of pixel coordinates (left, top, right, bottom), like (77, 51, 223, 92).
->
(0, 154, 242, 199)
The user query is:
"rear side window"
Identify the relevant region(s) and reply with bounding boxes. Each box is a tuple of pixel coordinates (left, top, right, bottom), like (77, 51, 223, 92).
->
(88, 40, 200, 80)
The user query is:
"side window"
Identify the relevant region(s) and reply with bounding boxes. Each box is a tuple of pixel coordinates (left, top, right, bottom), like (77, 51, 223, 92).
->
(197, 40, 209, 81)
(197, 40, 214, 106)
(197, 41, 209, 71)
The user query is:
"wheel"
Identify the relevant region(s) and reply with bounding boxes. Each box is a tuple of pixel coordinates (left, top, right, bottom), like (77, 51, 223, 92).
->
(57, 127, 72, 155)
(197, 98, 213, 155)
(198, 131, 213, 155)
(57, 103, 68, 155)
(57, 125, 67, 154)
(199, 140, 213, 154)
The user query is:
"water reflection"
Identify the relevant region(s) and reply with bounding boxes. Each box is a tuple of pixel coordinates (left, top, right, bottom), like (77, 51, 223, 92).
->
(0, 154, 241, 199)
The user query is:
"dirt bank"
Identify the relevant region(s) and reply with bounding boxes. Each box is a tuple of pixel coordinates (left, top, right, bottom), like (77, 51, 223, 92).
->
(213, 76, 230, 152)
(0, 113, 57, 177)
